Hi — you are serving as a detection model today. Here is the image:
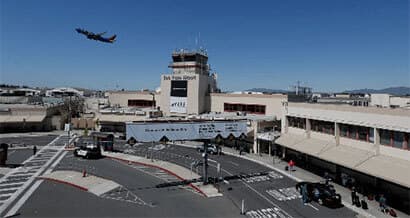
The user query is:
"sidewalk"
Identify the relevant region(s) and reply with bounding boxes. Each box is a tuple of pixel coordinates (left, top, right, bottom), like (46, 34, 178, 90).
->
(220, 146, 409, 218)
(101, 150, 221, 198)
(39, 170, 120, 196)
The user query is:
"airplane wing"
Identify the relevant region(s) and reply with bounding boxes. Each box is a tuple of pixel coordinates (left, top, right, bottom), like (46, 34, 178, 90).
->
(76, 28, 90, 35)
(96, 31, 107, 36)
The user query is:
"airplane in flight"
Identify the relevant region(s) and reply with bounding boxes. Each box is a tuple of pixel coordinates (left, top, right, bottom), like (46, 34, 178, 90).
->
(75, 28, 117, 43)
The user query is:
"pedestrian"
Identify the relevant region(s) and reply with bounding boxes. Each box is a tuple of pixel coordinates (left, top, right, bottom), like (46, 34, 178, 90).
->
(239, 147, 243, 155)
(351, 187, 357, 205)
(33, 145, 37, 156)
(313, 188, 320, 200)
(301, 184, 309, 205)
(288, 159, 295, 171)
(379, 194, 387, 212)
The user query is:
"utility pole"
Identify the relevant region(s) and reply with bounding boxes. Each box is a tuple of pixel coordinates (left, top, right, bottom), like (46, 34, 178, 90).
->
(202, 140, 209, 185)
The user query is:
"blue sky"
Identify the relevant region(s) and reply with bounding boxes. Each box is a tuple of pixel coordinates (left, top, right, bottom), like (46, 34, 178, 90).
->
(1, 0, 408, 92)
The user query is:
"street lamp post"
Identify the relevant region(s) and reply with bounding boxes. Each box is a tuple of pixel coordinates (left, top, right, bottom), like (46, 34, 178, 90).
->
(67, 95, 71, 147)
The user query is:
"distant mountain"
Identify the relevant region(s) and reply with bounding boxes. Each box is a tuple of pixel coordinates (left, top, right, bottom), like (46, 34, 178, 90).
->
(246, 88, 289, 94)
(344, 86, 410, 96)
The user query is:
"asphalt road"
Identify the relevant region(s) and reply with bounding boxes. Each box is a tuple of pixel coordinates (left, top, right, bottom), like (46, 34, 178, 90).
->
(115, 142, 357, 218)
(1, 135, 58, 173)
(4, 136, 357, 217)
(17, 152, 241, 217)
(5, 149, 33, 167)
(0, 135, 58, 147)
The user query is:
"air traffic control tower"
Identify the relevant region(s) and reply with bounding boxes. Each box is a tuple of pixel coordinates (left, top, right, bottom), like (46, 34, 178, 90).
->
(160, 49, 218, 116)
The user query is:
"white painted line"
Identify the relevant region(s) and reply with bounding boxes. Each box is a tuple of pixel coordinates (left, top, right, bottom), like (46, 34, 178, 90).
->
(0, 188, 17, 192)
(0, 182, 25, 187)
(0, 135, 71, 215)
(307, 203, 319, 211)
(228, 161, 239, 166)
(0, 193, 13, 198)
(217, 166, 293, 218)
(5, 180, 42, 218)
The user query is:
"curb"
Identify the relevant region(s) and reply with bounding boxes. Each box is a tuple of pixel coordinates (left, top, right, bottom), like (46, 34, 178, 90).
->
(38, 176, 89, 192)
(223, 151, 376, 218)
(105, 155, 208, 198)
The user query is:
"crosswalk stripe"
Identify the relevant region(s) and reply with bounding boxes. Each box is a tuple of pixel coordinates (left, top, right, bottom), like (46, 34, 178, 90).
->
(0, 188, 18, 192)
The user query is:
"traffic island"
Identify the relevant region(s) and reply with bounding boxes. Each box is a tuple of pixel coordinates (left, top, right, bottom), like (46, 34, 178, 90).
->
(102, 150, 221, 198)
(38, 170, 120, 196)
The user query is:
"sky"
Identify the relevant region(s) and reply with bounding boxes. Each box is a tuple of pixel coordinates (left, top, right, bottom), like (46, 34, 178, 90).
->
(1, 0, 409, 92)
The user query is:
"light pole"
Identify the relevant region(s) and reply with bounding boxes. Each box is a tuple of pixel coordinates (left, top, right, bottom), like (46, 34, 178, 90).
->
(202, 141, 209, 185)
(67, 95, 71, 147)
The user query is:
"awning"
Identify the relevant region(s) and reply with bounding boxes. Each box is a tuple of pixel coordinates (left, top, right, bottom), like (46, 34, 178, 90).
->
(275, 133, 410, 189)
(356, 155, 410, 188)
(292, 137, 335, 156)
(257, 131, 281, 142)
(317, 145, 374, 169)
(275, 133, 305, 147)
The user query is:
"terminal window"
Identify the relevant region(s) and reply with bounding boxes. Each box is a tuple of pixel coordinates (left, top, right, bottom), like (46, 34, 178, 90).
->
(128, 100, 154, 107)
(340, 124, 374, 143)
(287, 116, 305, 129)
(380, 129, 409, 150)
(224, 103, 266, 114)
(310, 120, 334, 135)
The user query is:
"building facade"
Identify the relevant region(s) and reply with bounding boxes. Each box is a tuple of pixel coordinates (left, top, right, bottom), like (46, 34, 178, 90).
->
(277, 102, 410, 213)
(159, 49, 217, 116)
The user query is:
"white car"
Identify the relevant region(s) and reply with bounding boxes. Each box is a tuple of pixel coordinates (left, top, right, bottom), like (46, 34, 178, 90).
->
(196, 144, 218, 154)
(74, 144, 101, 159)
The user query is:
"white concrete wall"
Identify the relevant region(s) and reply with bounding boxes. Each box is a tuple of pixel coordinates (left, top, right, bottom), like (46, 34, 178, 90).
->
(339, 137, 375, 152)
(159, 73, 209, 116)
(380, 145, 410, 160)
(370, 94, 391, 107)
(210, 93, 286, 118)
(390, 96, 410, 108)
(107, 91, 155, 107)
(287, 104, 410, 133)
(288, 127, 306, 136)
(310, 131, 335, 142)
(284, 103, 410, 161)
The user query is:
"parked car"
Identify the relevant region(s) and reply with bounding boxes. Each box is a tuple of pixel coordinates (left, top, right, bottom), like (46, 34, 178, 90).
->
(196, 144, 218, 154)
(296, 181, 342, 207)
(74, 143, 101, 159)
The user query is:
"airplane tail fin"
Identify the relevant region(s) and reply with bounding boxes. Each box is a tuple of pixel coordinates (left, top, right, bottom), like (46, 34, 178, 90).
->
(109, 35, 117, 41)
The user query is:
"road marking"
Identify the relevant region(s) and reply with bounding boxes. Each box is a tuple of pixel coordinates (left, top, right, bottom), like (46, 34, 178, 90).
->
(227, 161, 239, 166)
(0, 135, 72, 216)
(0, 188, 18, 192)
(246, 207, 292, 218)
(266, 187, 301, 201)
(214, 166, 293, 218)
(0, 182, 25, 187)
(4, 180, 42, 217)
(306, 203, 319, 211)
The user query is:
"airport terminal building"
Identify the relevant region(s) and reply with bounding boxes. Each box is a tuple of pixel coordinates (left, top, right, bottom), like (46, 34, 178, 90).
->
(105, 49, 410, 213)
(106, 49, 286, 118)
(278, 102, 410, 213)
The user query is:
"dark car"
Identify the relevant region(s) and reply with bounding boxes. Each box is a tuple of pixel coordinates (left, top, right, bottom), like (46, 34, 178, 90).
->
(74, 144, 101, 159)
(296, 181, 342, 207)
